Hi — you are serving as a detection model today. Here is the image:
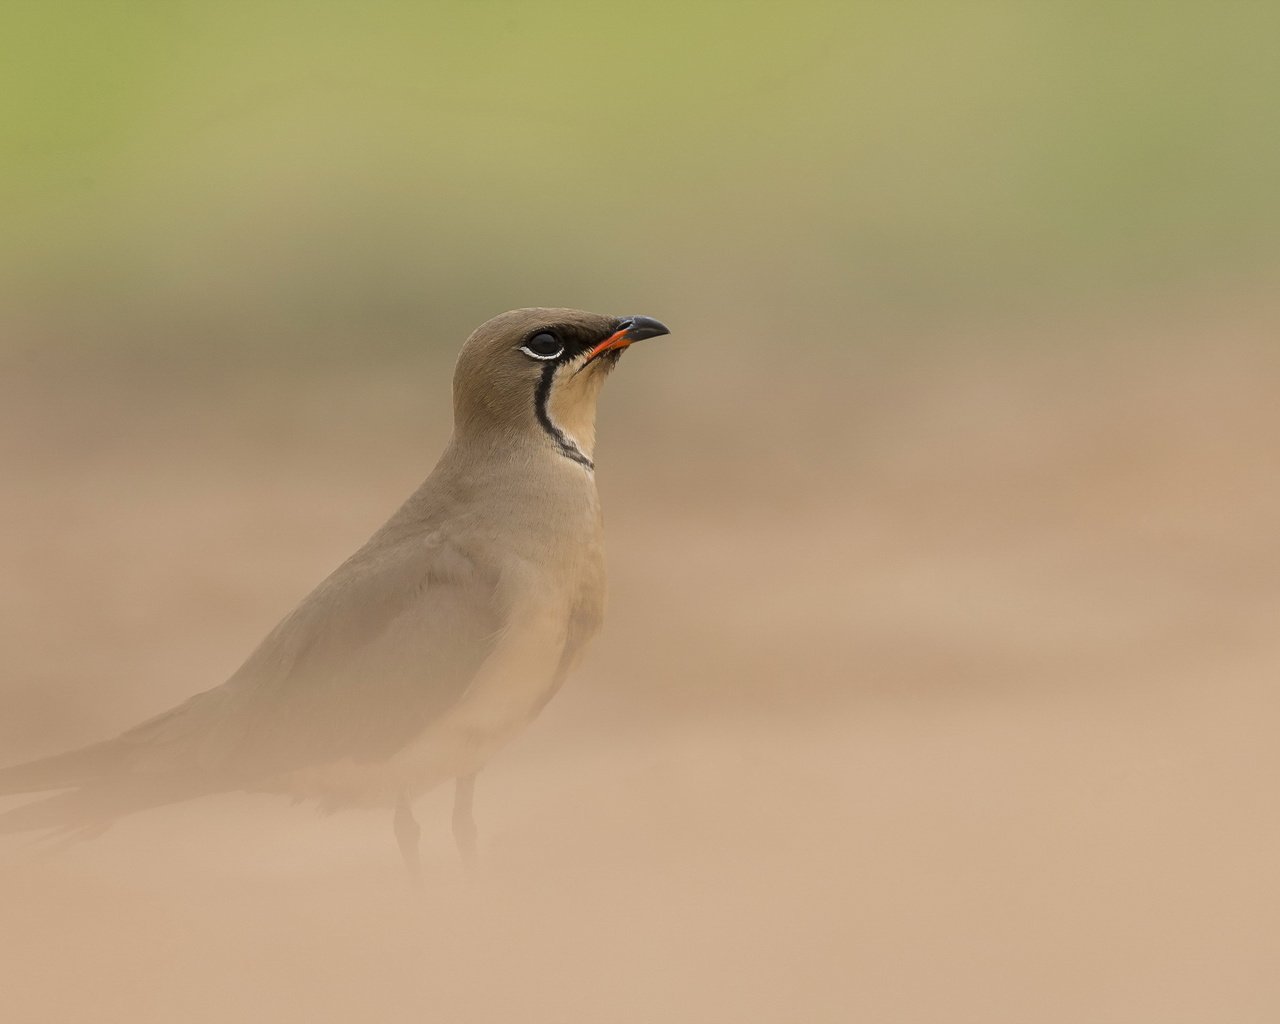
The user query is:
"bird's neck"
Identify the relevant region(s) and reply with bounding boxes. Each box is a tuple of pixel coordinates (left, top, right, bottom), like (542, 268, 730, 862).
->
(541, 383, 599, 467)
(428, 432, 604, 562)
(454, 404, 602, 475)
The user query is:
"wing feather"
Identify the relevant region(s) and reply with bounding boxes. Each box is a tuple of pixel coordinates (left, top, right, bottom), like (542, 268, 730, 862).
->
(0, 533, 502, 830)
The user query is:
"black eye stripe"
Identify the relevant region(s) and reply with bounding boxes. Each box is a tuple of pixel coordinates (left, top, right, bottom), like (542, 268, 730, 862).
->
(532, 361, 593, 471)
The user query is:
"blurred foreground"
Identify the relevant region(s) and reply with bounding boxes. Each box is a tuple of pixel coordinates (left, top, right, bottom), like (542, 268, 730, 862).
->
(2, 290, 1277, 1022)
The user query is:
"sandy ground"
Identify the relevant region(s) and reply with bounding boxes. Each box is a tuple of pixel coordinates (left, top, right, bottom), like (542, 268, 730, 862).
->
(1, 308, 1278, 1022)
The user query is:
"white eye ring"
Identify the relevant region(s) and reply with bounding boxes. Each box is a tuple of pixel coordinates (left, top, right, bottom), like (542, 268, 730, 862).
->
(519, 342, 564, 361)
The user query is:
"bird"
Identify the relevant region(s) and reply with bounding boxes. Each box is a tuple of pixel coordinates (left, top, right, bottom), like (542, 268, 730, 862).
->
(0, 307, 670, 881)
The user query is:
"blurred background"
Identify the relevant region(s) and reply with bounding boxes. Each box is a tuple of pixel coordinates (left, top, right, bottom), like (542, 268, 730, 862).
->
(2, 3, 1278, 1022)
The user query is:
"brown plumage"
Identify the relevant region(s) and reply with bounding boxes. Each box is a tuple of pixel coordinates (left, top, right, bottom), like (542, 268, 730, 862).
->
(0, 307, 670, 877)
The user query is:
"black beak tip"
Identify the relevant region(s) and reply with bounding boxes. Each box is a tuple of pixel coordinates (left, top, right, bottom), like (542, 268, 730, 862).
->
(618, 315, 670, 343)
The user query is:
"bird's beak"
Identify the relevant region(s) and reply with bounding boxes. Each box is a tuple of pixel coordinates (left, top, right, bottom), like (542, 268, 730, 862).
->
(583, 316, 670, 364)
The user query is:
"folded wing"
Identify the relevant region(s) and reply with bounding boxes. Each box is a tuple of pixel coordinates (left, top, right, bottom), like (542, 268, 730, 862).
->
(0, 534, 501, 833)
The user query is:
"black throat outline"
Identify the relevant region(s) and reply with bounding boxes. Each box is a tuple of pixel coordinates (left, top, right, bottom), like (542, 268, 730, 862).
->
(534, 362, 594, 471)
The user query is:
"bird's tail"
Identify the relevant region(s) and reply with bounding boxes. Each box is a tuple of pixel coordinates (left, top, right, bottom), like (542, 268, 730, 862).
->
(0, 790, 108, 836)
(0, 740, 120, 796)
(0, 740, 131, 836)
(1, 690, 237, 836)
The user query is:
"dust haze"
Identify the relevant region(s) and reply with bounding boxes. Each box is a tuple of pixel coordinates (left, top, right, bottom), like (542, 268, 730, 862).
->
(2, 292, 1277, 1022)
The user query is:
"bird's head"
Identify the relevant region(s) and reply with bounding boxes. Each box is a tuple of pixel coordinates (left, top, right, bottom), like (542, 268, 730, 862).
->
(451, 307, 669, 469)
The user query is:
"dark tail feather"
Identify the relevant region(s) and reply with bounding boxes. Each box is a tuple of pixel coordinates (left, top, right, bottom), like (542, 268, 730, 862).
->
(0, 740, 123, 796)
(0, 778, 199, 834)
(0, 789, 107, 835)
(0, 740, 137, 837)
(1, 700, 228, 835)
(0, 774, 204, 836)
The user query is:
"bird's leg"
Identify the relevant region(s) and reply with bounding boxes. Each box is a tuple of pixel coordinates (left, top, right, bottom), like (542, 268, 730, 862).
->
(393, 790, 423, 886)
(452, 773, 479, 868)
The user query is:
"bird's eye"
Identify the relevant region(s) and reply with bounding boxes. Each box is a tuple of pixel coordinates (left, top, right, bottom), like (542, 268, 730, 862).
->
(519, 332, 564, 361)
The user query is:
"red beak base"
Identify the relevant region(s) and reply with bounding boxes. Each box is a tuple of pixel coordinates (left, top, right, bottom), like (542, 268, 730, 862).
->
(583, 315, 670, 364)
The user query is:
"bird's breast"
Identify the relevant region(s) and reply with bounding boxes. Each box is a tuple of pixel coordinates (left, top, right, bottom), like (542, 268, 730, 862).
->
(278, 472, 608, 809)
